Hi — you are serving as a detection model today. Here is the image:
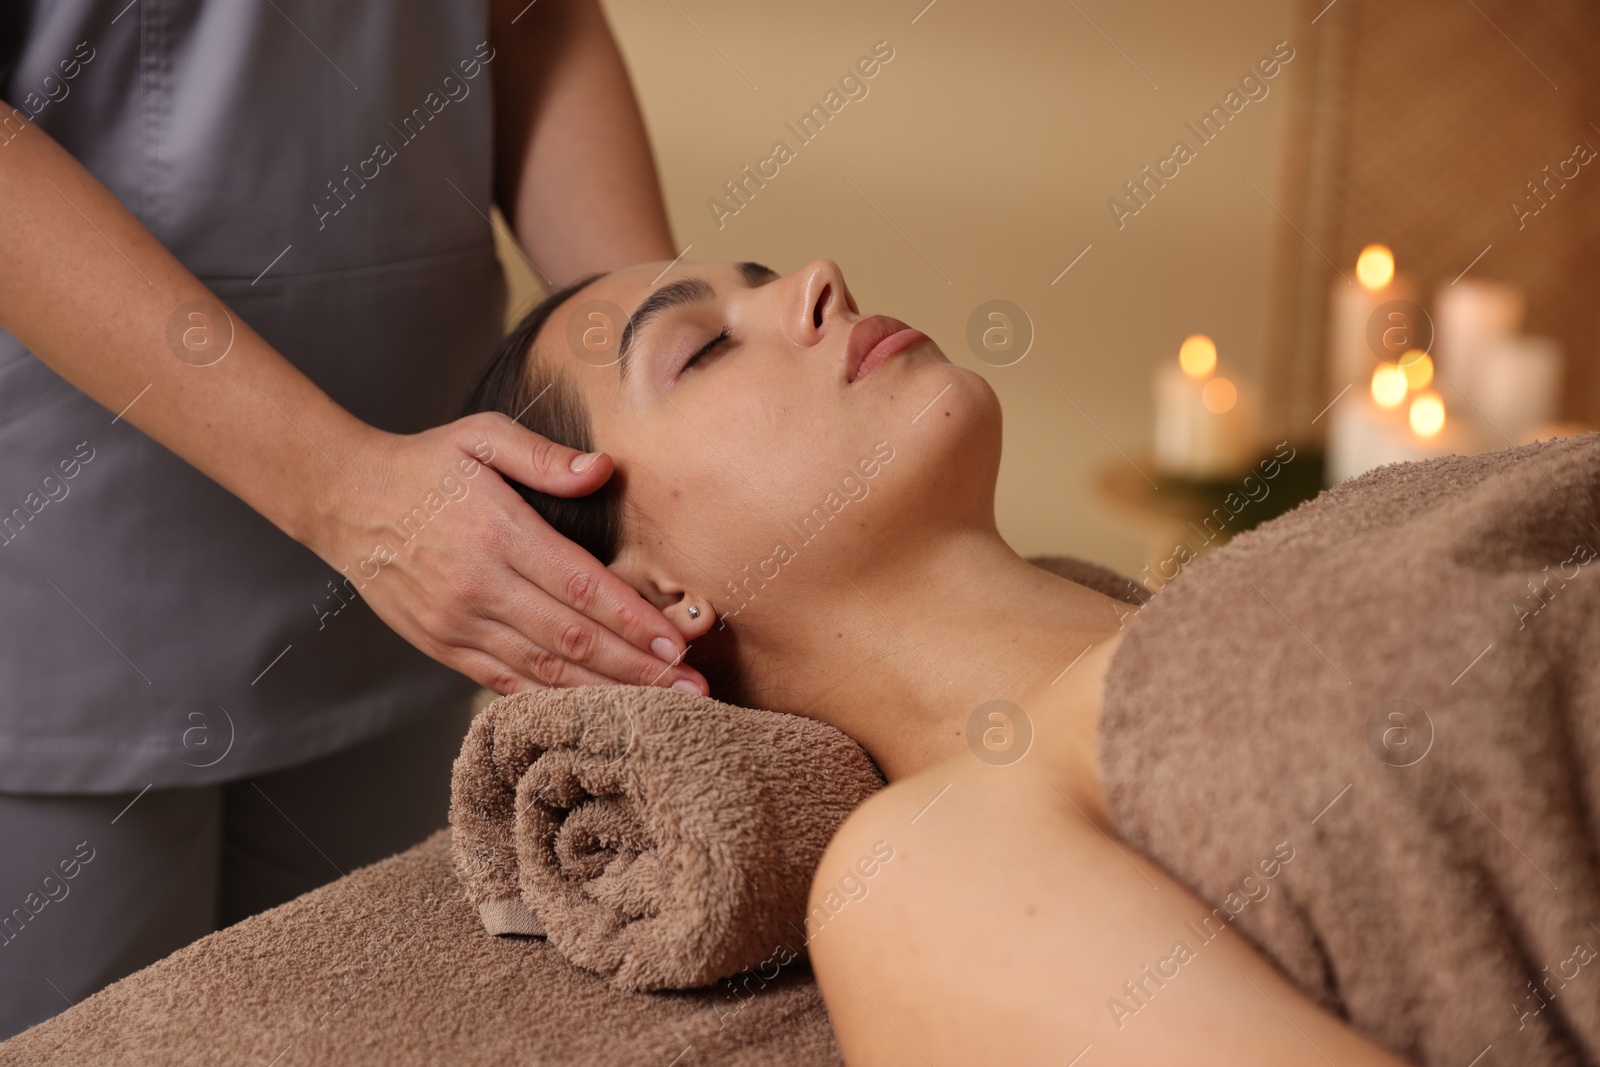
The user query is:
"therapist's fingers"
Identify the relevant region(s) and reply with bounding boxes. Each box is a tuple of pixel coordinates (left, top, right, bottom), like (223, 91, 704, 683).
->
(460, 413, 701, 672)
(420, 497, 704, 692)
(488, 515, 707, 691)
(460, 609, 685, 695)
(393, 543, 694, 694)
(463, 410, 616, 498)
(449, 625, 613, 696)
(447, 645, 543, 697)
(442, 563, 686, 691)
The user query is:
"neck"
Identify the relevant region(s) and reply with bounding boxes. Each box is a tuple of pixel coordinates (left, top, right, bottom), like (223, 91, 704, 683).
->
(734, 527, 1128, 780)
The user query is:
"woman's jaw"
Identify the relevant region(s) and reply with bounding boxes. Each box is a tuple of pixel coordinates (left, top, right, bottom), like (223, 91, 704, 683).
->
(530, 257, 1007, 715)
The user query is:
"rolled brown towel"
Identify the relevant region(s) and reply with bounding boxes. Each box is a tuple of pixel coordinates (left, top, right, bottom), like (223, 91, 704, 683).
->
(449, 684, 885, 992)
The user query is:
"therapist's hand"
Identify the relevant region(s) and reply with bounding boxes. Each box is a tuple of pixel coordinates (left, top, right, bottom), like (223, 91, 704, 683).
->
(313, 412, 709, 696)
(0, 100, 699, 697)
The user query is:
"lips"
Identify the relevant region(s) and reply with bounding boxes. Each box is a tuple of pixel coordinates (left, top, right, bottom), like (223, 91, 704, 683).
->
(845, 315, 927, 383)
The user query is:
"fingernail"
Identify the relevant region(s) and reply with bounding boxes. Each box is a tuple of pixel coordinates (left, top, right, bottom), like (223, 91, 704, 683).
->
(672, 678, 705, 695)
(570, 451, 600, 473)
(651, 636, 680, 662)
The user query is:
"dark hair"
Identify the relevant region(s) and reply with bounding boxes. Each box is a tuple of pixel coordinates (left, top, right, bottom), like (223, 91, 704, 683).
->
(461, 274, 624, 564)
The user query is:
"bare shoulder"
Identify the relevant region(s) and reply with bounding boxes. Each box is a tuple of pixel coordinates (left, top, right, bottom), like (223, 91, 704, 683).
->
(806, 755, 1022, 930)
(807, 755, 1414, 1067)
(805, 761, 961, 938)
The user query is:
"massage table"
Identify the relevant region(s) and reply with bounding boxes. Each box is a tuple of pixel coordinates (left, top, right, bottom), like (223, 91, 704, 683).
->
(0, 829, 842, 1065)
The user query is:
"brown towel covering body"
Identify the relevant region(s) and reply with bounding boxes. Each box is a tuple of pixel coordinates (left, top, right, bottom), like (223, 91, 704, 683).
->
(1101, 434, 1600, 1065)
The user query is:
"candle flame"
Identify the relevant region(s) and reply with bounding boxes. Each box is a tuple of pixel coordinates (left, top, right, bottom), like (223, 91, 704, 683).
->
(1201, 377, 1238, 414)
(1355, 244, 1395, 290)
(1179, 334, 1217, 379)
(1371, 364, 1408, 409)
(1399, 350, 1433, 390)
(1409, 392, 1445, 438)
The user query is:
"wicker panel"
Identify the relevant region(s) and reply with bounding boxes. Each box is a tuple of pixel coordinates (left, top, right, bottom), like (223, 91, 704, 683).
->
(1266, 0, 1600, 435)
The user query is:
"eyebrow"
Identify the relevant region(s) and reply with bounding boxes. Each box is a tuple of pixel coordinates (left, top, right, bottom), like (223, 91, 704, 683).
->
(618, 261, 778, 383)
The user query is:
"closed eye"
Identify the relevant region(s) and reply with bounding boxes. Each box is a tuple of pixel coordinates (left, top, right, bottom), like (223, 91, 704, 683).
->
(681, 328, 732, 373)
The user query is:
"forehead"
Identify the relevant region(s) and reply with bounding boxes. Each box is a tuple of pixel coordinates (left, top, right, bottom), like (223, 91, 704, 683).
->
(531, 260, 671, 410)
(567, 260, 674, 329)
(531, 259, 744, 405)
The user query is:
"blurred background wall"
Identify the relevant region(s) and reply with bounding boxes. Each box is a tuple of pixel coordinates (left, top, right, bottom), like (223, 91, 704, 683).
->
(495, 0, 1599, 579)
(496, 0, 1301, 579)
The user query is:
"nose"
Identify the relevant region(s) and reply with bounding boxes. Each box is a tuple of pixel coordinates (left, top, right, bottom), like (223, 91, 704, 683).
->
(785, 259, 856, 348)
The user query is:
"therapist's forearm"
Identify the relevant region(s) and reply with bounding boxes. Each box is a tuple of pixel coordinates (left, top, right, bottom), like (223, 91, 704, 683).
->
(0, 105, 366, 549)
(491, 0, 676, 286)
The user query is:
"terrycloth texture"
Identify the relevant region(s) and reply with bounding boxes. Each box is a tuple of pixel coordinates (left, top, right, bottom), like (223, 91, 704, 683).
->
(0, 830, 840, 1066)
(1101, 434, 1600, 1066)
(450, 686, 886, 992)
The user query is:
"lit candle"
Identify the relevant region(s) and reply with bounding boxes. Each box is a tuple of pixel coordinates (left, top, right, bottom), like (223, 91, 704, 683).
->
(1371, 363, 1408, 409)
(1399, 349, 1433, 391)
(1475, 336, 1563, 443)
(1326, 369, 1461, 484)
(1152, 334, 1259, 479)
(1327, 244, 1417, 395)
(1329, 364, 1404, 483)
(1408, 390, 1446, 437)
(1356, 244, 1395, 289)
(1434, 279, 1524, 401)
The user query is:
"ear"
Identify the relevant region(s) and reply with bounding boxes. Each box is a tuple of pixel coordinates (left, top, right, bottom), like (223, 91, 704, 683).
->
(610, 545, 718, 642)
(661, 593, 718, 641)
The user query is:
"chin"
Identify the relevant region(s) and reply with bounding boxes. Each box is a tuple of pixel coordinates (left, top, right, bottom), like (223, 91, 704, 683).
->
(850, 363, 1001, 540)
(910, 361, 1002, 453)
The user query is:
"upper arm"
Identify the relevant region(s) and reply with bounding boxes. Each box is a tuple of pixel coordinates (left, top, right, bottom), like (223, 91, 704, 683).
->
(487, 0, 591, 202)
(808, 761, 1416, 1067)
(486, 0, 673, 284)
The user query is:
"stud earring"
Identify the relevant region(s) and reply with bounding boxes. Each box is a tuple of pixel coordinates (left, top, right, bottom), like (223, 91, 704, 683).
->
(687, 605, 701, 619)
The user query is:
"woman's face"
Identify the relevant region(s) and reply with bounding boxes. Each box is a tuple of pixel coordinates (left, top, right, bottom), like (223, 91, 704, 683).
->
(532, 258, 1002, 641)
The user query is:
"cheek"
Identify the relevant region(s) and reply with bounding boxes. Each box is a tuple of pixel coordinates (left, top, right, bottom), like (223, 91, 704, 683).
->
(670, 386, 815, 496)
(624, 440, 773, 568)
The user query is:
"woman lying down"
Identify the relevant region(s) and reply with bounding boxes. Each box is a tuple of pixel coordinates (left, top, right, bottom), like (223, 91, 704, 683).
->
(464, 258, 1600, 1066)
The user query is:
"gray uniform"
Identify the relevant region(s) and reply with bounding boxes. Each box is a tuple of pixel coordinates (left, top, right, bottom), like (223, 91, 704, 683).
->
(0, 0, 504, 792)
(0, 0, 510, 1038)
